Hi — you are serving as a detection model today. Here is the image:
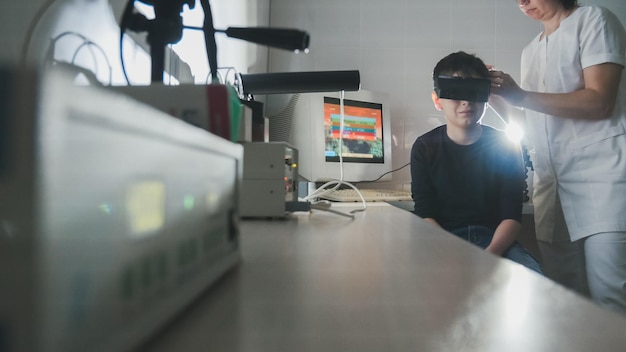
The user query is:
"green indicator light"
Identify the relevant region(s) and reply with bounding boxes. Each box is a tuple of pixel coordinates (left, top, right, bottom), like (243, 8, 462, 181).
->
(184, 195, 195, 210)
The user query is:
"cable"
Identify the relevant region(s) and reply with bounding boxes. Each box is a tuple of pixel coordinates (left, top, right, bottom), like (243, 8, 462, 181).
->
(339, 90, 345, 181)
(20, 0, 58, 66)
(43, 31, 113, 86)
(285, 200, 356, 219)
(119, 0, 136, 84)
(302, 90, 367, 213)
(205, 66, 239, 85)
(67, 36, 113, 86)
(78, 42, 112, 85)
(358, 162, 410, 184)
(309, 202, 355, 219)
(486, 103, 509, 125)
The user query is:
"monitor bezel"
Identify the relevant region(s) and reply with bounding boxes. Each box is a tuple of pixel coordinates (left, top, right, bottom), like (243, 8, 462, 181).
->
(289, 89, 393, 183)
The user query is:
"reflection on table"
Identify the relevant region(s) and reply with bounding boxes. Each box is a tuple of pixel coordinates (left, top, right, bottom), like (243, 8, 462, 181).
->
(139, 203, 626, 352)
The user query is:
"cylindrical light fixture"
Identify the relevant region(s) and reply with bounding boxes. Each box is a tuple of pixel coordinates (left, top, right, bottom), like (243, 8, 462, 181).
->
(239, 70, 360, 95)
(220, 27, 310, 52)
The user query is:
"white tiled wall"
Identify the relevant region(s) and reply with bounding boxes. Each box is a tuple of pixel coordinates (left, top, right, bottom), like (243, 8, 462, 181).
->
(267, 0, 626, 190)
(0, 0, 623, 189)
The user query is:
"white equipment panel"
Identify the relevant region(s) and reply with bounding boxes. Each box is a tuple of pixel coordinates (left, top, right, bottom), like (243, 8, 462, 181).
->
(0, 68, 243, 352)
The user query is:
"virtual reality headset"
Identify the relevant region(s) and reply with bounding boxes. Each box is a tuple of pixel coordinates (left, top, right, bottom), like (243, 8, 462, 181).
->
(435, 76, 491, 103)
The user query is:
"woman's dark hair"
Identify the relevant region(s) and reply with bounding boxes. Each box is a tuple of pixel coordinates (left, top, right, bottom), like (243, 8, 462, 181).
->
(432, 51, 489, 89)
(560, 0, 579, 10)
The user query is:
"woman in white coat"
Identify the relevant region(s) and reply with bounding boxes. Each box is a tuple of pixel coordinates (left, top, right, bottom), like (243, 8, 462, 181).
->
(489, 0, 626, 314)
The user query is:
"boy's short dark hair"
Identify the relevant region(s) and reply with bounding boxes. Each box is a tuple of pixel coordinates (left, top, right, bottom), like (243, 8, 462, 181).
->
(432, 51, 489, 90)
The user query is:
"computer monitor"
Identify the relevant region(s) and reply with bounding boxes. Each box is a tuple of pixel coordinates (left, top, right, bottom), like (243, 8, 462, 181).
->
(270, 89, 392, 183)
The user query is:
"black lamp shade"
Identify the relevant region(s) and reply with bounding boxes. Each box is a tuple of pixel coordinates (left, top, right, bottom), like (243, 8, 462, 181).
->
(224, 27, 310, 52)
(239, 70, 361, 95)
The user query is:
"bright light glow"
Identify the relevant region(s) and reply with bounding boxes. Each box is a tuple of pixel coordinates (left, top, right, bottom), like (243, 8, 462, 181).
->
(505, 121, 524, 143)
(502, 269, 533, 333)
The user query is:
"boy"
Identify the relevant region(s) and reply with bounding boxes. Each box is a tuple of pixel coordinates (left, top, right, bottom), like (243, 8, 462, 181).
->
(410, 51, 541, 273)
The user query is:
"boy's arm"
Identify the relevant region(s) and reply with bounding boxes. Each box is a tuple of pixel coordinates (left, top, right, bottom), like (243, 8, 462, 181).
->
(410, 139, 439, 220)
(485, 219, 521, 256)
(422, 217, 442, 228)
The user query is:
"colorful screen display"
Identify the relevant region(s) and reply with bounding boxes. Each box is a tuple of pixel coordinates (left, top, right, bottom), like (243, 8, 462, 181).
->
(323, 97, 384, 163)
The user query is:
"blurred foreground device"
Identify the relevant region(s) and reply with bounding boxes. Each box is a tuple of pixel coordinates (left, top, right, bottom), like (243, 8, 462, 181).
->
(240, 142, 299, 218)
(0, 68, 243, 352)
(111, 84, 266, 142)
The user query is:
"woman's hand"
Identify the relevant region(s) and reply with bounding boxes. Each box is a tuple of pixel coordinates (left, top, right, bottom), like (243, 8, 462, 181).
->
(488, 69, 526, 107)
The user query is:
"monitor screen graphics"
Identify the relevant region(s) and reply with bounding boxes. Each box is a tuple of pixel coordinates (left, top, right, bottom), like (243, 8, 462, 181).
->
(278, 89, 393, 183)
(323, 97, 385, 164)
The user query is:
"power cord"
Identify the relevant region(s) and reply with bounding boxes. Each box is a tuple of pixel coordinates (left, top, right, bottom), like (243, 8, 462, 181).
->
(309, 202, 355, 219)
(20, 0, 58, 66)
(205, 66, 239, 85)
(357, 162, 410, 184)
(45, 31, 112, 86)
(285, 200, 355, 219)
(302, 90, 367, 214)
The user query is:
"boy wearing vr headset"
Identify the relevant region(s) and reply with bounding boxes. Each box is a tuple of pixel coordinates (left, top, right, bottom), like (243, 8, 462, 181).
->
(410, 51, 541, 273)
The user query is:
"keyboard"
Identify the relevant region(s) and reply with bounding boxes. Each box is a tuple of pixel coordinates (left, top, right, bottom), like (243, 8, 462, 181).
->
(318, 188, 413, 202)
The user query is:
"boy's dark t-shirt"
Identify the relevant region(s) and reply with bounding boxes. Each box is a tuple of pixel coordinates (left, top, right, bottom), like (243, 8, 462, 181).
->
(410, 125, 524, 232)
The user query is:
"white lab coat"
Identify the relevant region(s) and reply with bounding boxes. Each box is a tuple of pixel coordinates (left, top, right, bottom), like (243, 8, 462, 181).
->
(521, 5, 626, 242)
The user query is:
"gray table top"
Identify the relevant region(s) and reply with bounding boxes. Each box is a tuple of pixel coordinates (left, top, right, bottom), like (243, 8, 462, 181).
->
(139, 203, 626, 352)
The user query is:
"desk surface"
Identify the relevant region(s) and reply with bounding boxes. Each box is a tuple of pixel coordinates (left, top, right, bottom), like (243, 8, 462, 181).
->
(139, 204, 626, 352)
